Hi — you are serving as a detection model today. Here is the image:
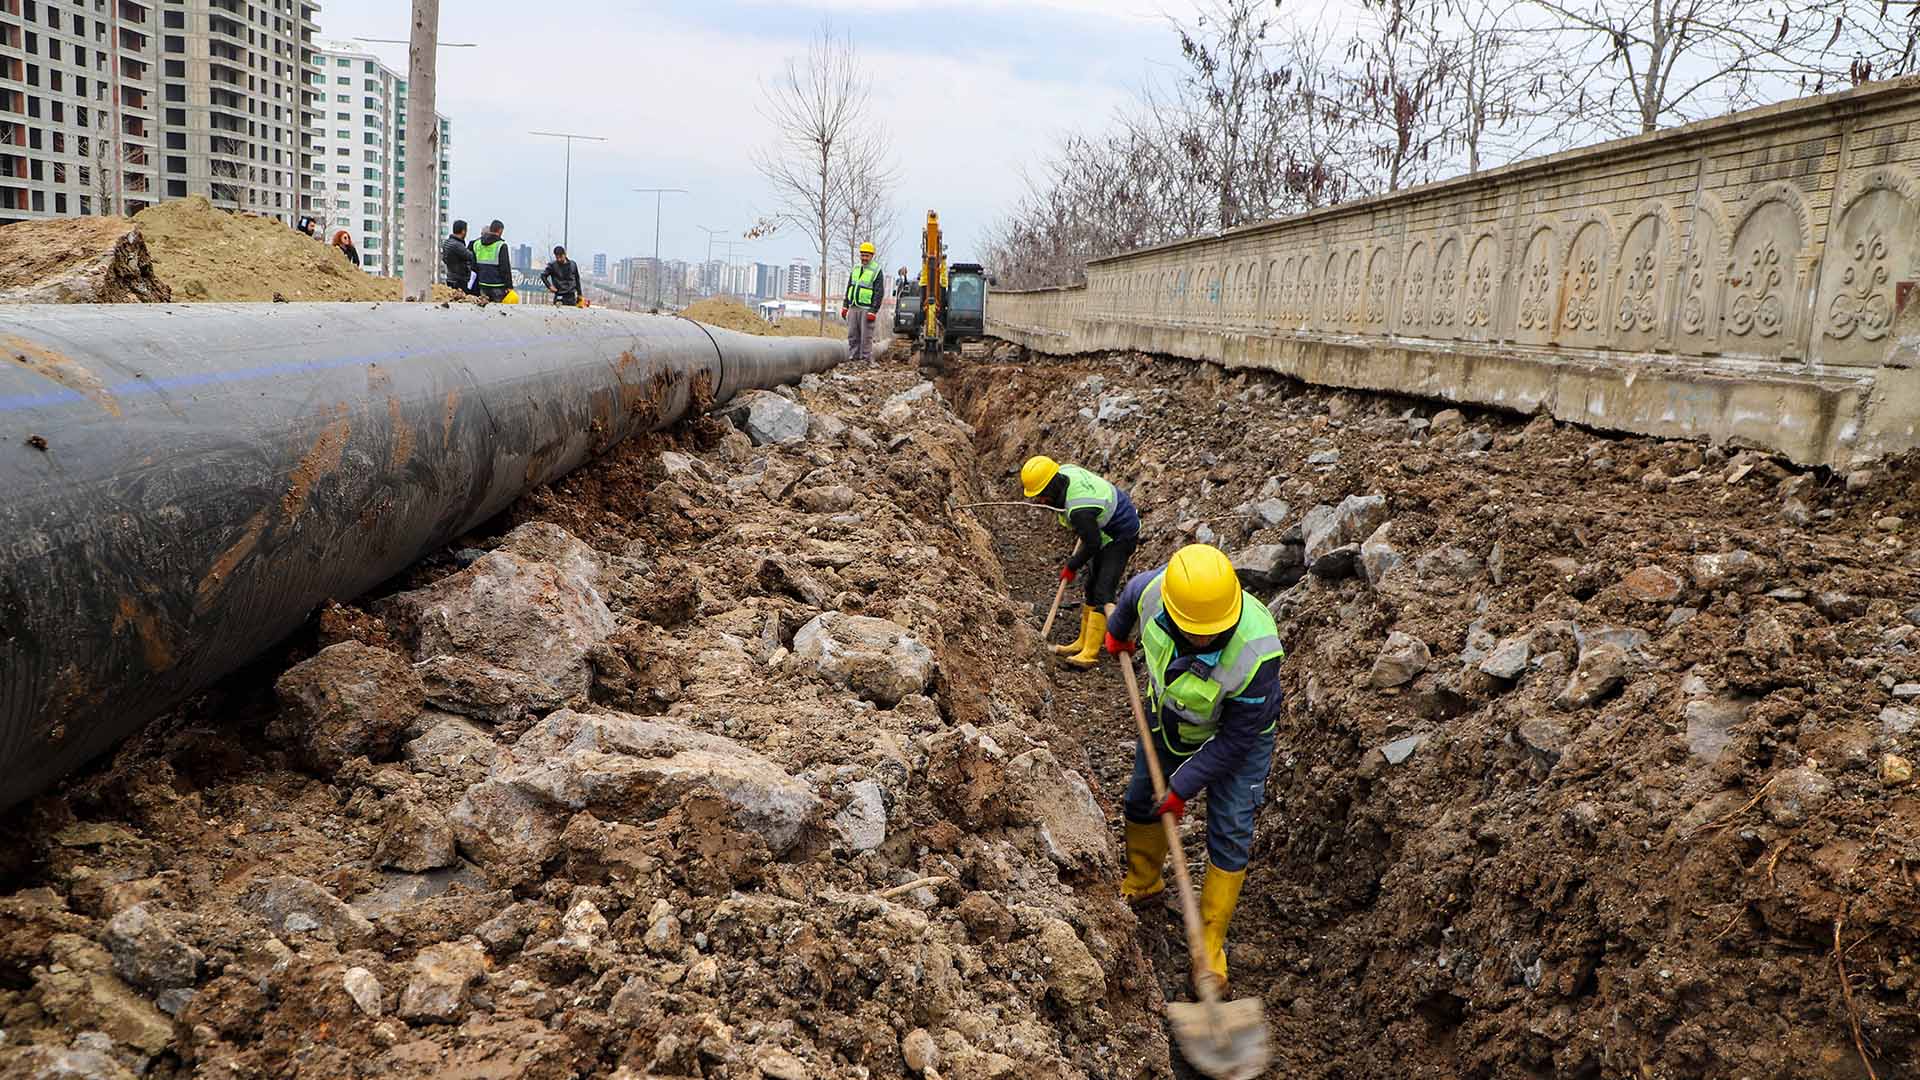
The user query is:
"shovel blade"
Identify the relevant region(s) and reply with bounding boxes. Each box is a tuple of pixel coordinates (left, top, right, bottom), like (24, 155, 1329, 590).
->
(1167, 998, 1271, 1080)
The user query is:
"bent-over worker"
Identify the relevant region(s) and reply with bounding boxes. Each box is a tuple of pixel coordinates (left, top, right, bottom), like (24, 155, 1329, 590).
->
(1104, 543, 1284, 998)
(1021, 455, 1139, 668)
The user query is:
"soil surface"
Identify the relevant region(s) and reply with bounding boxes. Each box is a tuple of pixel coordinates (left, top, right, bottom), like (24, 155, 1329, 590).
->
(681, 298, 843, 339)
(945, 345, 1920, 1080)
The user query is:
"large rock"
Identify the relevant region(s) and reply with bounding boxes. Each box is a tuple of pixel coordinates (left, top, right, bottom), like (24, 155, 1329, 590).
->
(1478, 636, 1531, 680)
(1008, 749, 1109, 869)
(243, 875, 374, 944)
(1369, 632, 1430, 688)
(269, 641, 425, 773)
(793, 613, 935, 706)
(1555, 643, 1629, 709)
(376, 798, 458, 872)
(727, 390, 810, 445)
(1691, 549, 1764, 593)
(403, 714, 500, 780)
(416, 655, 567, 723)
(1036, 918, 1106, 1008)
(397, 941, 486, 1024)
(391, 548, 617, 697)
(831, 778, 888, 853)
(1231, 544, 1303, 588)
(451, 709, 820, 868)
(29, 937, 172, 1057)
(1620, 566, 1684, 603)
(496, 521, 606, 589)
(1413, 545, 1484, 583)
(104, 904, 202, 991)
(1359, 522, 1401, 585)
(1233, 498, 1291, 529)
(1304, 494, 1390, 563)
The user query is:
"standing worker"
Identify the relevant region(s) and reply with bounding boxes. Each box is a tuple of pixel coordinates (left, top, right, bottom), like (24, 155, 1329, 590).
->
(840, 241, 884, 362)
(1103, 543, 1284, 998)
(1021, 455, 1140, 668)
(542, 245, 583, 307)
(443, 220, 476, 295)
(469, 220, 513, 303)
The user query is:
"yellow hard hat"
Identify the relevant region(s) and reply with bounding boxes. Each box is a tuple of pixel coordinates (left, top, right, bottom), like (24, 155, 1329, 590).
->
(859, 242, 876, 255)
(1162, 544, 1244, 636)
(1020, 455, 1061, 498)
(503, 289, 521, 305)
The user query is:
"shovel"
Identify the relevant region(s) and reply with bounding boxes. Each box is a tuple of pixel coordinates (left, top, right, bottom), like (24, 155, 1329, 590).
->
(1118, 652, 1273, 1080)
(1037, 541, 1082, 645)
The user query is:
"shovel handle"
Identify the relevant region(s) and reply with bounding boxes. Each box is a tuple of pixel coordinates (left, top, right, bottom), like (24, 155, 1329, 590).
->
(1038, 574, 1069, 640)
(1119, 653, 1223, 1009)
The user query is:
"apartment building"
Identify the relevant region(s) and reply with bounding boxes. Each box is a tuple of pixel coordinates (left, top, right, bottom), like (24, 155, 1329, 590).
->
(309, 41, 449, 276)
(2, 0, 320, 224)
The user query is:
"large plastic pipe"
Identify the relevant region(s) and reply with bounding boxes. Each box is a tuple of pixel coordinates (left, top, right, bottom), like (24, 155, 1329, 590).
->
(0, 303, 840, 808)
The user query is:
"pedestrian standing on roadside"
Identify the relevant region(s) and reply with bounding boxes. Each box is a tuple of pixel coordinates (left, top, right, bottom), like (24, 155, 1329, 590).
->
(839, 241, 884, 362)
(470, 220, 512, 303)
(442, 220, 476, 294)
(541, 246, 583, 307)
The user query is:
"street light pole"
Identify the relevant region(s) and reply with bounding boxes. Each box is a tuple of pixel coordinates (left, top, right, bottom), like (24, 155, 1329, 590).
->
(529, 131, 604, 253)
(695, 225, 729, 299)
(632, 187, 686, 311)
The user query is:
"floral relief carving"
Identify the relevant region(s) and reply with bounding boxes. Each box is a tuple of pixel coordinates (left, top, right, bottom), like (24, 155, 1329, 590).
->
(1431, 242, 1459, 328)
(1825, 232, 1892, 341)
(1402, 244, 1428, 329)
(1678, 248, 1709, 335)
(1726, 240, 1785, 338)
(1344, 251, 1364, 326)
(1366, 251, 1390, 325)
(1615, 248, 1658, 333)
(1517, 250, 1552, 331)
(1465, 263, 1493, 326)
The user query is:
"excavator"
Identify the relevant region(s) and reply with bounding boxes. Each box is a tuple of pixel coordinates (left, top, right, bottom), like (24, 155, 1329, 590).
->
(901, 211, 988, 373)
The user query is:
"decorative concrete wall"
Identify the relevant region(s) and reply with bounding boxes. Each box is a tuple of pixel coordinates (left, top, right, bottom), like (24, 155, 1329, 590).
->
(988, 78, 1920, 467)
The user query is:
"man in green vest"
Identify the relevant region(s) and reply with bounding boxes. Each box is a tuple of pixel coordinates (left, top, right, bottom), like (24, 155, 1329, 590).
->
(1104, 543, 1285, 998)
(469, 220, 513, 302)
(840, 241, 884, 362)
(1021, 455, 1140, 668)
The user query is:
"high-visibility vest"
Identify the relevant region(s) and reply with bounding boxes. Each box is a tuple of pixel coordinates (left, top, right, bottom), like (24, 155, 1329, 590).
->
(472, 238, 507, 283)
(846, 264, 879, 307)
(1137, 573, 1285, 755)
(1057, 465, 1118, 542)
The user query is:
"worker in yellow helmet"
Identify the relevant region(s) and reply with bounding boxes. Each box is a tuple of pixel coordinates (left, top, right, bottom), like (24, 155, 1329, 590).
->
(841, 241, 884, 363)
(1103, 544, 1285, 998)
(1021, 455, 1140, 668)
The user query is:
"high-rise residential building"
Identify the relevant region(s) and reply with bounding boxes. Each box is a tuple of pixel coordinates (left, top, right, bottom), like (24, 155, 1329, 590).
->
(591, 252, 606, 278)
(2, 0, 321, 224)
(754, 262, 785, 301)
(786, 259, 814, 299)
(513, 242, 532, 277)
(310, 42, 451, 276)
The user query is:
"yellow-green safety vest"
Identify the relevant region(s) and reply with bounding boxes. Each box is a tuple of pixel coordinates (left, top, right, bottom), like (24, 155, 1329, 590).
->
(1057, 465, 1118, 544)
(1137, 572, 1285, 755)
(472, 238, 506, 282)
(846, 264, 879, 307)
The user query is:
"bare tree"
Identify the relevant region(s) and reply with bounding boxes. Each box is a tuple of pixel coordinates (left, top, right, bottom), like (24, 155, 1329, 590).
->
(1524, 0, 1917, 135)
(1439, 0, 1576, 171)
(1322, 0, 1464, 193)
(832, 127, 902, 287)
(752, 23, 869, 332)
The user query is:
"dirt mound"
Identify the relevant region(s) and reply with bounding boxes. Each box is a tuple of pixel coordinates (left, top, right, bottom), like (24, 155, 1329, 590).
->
(947, 348, 1920, 1079)
(0, 359, 1171, 1078)
(0, 217, 171, 303)
(682, 297, 842, 338)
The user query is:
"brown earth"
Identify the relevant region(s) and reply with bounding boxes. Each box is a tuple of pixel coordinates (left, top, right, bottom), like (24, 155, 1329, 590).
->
(0, 197, 455, 303)
(0, 348, 1170, 1079)
(682, 297, 845, 339)
(944, 347, 1920, 1080)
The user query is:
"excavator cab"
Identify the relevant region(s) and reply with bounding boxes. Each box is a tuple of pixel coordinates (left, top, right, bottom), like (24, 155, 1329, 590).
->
(893, 282, 924, 336)
(945, 263, 988, 342)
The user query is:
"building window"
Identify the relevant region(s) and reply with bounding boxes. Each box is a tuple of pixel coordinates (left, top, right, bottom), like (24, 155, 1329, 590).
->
(166, 179, 186, 197)
(54, 192, 67, 213)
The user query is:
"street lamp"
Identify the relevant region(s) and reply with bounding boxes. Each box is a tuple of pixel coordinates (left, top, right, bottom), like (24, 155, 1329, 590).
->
(529, 131, 604, 253)
(631, 187, 686, 311)
(695, 225, 730, 299)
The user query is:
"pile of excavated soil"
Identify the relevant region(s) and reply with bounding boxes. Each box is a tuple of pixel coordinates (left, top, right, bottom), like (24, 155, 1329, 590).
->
(0, 198, 454, 303)
(946, 348, 1920, 1079)
(0, 217, 171, 303)
(0, 356, 1172, 1079)
(682, 297, 844, 338)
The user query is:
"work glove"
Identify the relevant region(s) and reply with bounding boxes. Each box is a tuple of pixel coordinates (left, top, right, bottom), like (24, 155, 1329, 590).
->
(1104, 632, 1136, 655)
(866, 311, 876, 323)
(1058, 567, 1076, 582)
(840, 307, 849, 318)
(1155, 790, 1186, 822)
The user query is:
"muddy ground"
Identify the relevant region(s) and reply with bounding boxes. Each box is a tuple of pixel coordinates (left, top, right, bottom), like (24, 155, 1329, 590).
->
(946, 347, 1920, 1080)
(4, 328, 1918, 1080)
(0, 348, 1170, 1079)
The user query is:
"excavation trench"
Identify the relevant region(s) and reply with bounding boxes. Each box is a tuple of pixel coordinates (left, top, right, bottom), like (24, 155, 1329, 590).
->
(2, 335, 1918, 1080)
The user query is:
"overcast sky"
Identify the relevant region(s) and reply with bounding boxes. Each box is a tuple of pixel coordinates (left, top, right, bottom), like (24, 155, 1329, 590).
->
(321, 0, 1213, 272)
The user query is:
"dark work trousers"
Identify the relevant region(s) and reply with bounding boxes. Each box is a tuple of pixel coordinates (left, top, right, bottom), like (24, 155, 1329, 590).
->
(1084, 533, 1138, 608)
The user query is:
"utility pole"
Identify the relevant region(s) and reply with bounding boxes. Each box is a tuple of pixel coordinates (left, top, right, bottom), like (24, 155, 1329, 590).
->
(399, 1, 440, 301)
(696, 225, 729, 299)
(529, 131, 604, 253)
(632, 187, 685, 311)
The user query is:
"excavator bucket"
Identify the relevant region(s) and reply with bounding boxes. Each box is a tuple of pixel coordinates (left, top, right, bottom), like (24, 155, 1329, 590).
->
(1167, 997, 1271, 1079)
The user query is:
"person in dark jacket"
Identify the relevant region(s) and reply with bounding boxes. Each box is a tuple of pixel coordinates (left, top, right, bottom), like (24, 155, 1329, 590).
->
(331, 230, 360, 268)
(1103, 543, 1284, 998)
(540, 245, 583, 306)
(442, 220, 476, 294)
(469, 220, 512, 301)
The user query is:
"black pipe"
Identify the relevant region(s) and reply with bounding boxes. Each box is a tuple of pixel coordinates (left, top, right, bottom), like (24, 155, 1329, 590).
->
(0, 303, 840, 808)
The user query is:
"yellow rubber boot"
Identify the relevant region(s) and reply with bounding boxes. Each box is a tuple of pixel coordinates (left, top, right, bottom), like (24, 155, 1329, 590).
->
(1052, 606, 1092, 655)
(1121, 820, 1170, 906)
(1196, 863, 1248, 998)
(1063, 608, 1106, 668)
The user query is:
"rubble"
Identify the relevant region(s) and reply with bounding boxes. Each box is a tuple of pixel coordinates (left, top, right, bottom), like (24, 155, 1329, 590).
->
(792, 612, 936, 706)
(269, 641, 425, 773)
(1369, 631, 1430, 688)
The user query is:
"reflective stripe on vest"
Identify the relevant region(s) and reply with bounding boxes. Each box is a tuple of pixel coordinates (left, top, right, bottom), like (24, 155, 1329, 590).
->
(1137, 574, 1284, 754)
(472, 239, 506, 282)
(847, 265, 879, 307)
(1057, 465, 1118, 541)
